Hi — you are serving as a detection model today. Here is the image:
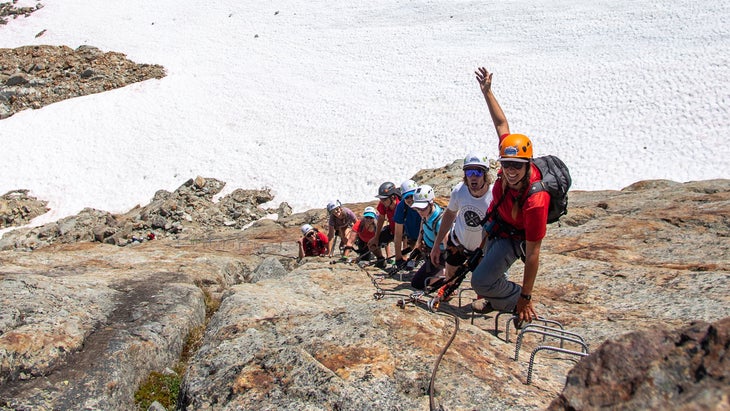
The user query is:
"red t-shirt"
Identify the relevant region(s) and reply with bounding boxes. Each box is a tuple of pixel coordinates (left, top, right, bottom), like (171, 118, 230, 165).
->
(377, 198, 399, 234)
(353, 219, 376, 243)
(303, 231, 329, 256)
(488, 163, 550, 242)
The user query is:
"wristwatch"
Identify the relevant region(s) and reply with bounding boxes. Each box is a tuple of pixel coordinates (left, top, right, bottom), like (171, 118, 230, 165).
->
(520, 293, 532, 301)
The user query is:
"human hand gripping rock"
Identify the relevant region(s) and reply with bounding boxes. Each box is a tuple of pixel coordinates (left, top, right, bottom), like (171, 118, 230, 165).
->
(516, 296, 537, 325)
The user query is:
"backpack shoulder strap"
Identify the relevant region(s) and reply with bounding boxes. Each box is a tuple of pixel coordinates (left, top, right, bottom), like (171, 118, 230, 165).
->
(479, 181, 509, 226)
(528, 180, 547, 196)
(420, 208, 445, 241)
(424, 209, 444, 232)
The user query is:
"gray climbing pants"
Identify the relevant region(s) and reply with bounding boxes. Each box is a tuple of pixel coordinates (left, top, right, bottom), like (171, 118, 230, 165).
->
(470, 237, 524, 312)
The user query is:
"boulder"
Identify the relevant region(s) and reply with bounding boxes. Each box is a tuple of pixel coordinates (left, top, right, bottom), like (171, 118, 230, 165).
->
(549, 317, 730, 410)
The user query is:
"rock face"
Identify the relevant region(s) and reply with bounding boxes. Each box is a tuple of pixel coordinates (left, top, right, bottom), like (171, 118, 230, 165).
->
(0, 45, 165, 119)
(177, 263, 556, 411)
(0, 241, 272, 410)
(0, 190, 49, 229)
(0, 177, 728, 410)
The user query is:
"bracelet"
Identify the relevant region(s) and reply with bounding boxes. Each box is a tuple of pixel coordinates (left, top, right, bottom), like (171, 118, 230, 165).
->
(520, 293, 532, 301)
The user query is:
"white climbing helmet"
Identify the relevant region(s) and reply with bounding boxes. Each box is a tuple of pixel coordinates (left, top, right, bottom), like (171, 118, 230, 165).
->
(399, 179, 419, 199)
(411, 185, 435, 209)
(463, 152, 490, 170)
(300, 224, 314, 236)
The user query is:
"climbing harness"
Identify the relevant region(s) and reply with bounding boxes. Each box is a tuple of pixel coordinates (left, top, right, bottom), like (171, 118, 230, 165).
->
(424, 248, 482, 312)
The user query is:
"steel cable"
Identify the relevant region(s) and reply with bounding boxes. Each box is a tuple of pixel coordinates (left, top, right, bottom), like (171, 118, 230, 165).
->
(429, 309, 459, 411)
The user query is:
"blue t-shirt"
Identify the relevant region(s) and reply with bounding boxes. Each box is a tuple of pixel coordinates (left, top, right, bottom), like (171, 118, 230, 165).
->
(422, 204, 444, 250)
(393, 201, 422, 240)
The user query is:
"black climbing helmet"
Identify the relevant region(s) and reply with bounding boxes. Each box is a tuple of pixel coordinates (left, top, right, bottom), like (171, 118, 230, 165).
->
(376, 181, 398, 199)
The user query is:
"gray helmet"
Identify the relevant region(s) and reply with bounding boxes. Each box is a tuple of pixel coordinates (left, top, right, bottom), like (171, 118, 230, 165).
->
(326, 200, 342, 213)
(376, 182, 398, 199)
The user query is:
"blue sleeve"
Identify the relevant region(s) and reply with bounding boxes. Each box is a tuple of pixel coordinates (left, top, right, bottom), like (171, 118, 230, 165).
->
(393, 202, 406, 224)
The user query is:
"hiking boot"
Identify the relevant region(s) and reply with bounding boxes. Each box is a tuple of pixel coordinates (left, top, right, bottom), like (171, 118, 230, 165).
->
(374, 258, 386, 269)
(471, 299, 493, 314)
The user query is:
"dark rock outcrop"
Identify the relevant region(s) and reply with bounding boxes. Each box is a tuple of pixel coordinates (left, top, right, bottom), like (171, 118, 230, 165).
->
(0, 2, 43, 26)
(549, 317, 730, 410)
(0, 45, 165, 119)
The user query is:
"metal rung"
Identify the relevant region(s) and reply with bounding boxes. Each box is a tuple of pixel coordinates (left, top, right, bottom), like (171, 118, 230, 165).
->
(527, 346, 589, 385)
(458, 287, 474, 308)
(496, 314, 562, 343)
(514, 328, 589, 361)
(518, 323, 585, 347)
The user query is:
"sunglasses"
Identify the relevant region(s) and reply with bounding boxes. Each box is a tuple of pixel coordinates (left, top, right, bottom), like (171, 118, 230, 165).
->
(500, 161, 526, 170)
(364, 216, 374, 220)
(464, 168, 485, 178)
(306, 231, 315, 238)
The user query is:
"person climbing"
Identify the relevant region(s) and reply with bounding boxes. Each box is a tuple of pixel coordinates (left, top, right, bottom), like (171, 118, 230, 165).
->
(297, 223, 329, 258)
(325, 200, 357, 257)
(430, 152, 494, 301)
(371, 181, 400, 268)
(409, 185, 447, 291)
(347, 206, 383, 261)
(471, 66, 549, 324)
(393, 179, 422, 268)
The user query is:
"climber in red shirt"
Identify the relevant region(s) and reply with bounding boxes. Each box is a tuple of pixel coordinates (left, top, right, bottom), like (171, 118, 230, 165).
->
(470, 67, 550, 325)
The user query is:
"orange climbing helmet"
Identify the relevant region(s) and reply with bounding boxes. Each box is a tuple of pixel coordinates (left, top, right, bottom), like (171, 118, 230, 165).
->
(499, 134, 533, 162)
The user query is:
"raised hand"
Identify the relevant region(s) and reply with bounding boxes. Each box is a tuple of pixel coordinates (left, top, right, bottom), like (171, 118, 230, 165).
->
(475, 67, 493, 96)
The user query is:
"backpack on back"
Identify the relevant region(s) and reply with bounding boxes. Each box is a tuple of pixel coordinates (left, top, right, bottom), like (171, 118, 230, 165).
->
(528, 155, 572, 223)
